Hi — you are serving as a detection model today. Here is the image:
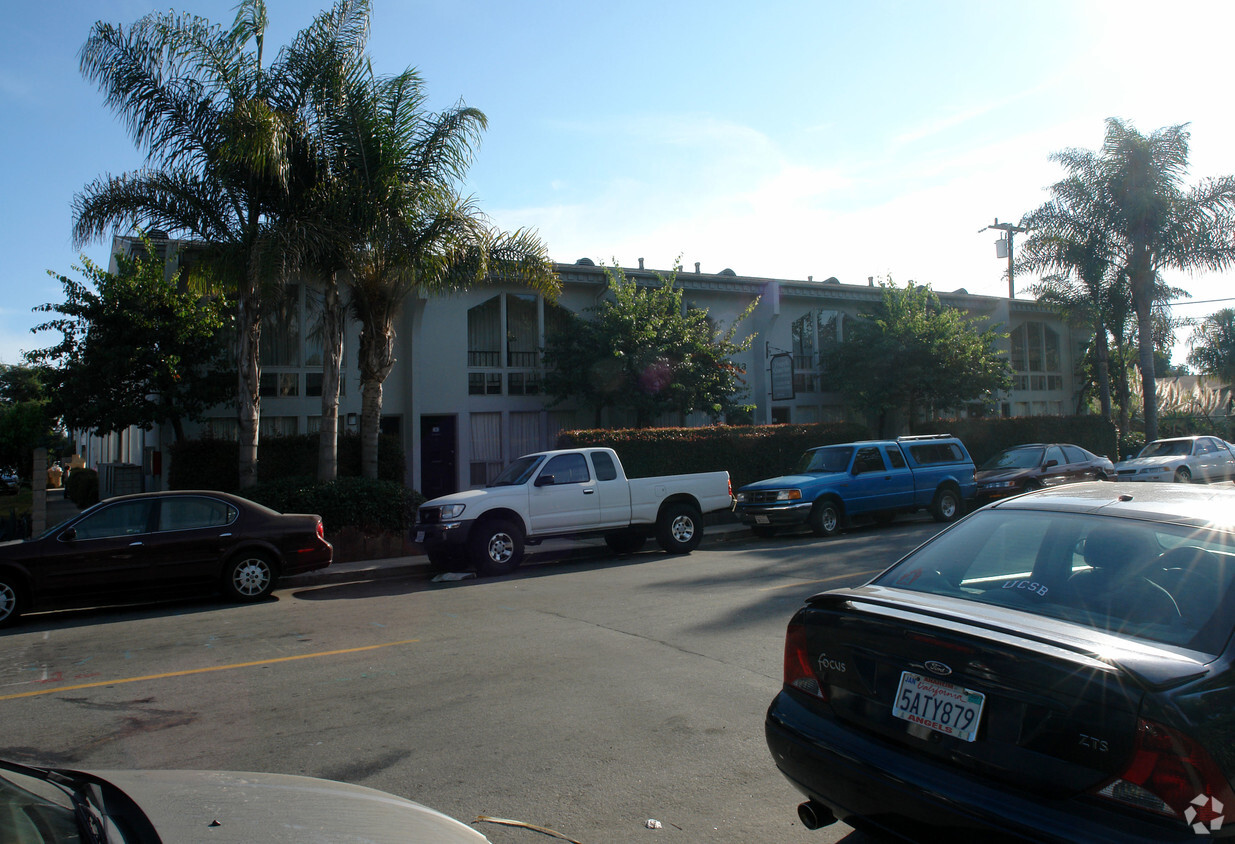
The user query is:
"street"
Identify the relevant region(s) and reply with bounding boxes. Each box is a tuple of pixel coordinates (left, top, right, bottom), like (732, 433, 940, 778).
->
(0, 518, 944, 843)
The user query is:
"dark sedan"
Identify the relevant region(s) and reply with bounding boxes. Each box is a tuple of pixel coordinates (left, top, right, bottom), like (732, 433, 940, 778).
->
(766, 482, 1235, 842)
(975, 442, 1114, 504)
(0, 490, 332, 627)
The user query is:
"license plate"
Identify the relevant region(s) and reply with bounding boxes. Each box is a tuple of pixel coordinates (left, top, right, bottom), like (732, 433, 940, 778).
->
(414, 531, 425, 543)
(893, 671, 984, 742)
(754, 515, 770, 524)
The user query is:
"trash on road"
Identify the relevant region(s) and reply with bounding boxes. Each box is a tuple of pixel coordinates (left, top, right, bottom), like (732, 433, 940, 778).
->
(431, 571, 476, 582)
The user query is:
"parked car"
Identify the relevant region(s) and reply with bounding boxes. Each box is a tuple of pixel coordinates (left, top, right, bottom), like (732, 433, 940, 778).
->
(413, 447, 734, 576)
(0, 756, 490, 843)
(735, 434, 976, 538)
(1114, 435, 1235, 483)
(765, 481, 1235, 841)
(975, 442, 1114, 503)
(0, 490, 333, 627)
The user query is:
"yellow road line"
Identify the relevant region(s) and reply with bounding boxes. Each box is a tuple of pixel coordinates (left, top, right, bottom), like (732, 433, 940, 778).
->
(757, 569, 883, 592)
(0, 639, 419, 702)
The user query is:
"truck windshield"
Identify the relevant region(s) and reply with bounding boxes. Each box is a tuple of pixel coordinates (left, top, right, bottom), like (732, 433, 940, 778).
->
(796, 446, 853, 474)
(489, 454, 545, 486)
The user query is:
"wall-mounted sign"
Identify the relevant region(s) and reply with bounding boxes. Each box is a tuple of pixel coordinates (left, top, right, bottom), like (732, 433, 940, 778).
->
(770, 353, 795, 401)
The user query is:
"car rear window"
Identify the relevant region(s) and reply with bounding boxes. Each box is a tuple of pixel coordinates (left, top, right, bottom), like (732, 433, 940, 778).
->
(876, 509, 1235, 656)
(906, 443, 965, 465)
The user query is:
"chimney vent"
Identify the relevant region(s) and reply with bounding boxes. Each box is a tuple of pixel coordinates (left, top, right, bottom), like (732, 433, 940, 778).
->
(694, 262, 701, 273)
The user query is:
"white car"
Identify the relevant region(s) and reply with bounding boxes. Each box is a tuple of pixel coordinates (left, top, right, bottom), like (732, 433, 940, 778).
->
(1113, 435, 1235, 483)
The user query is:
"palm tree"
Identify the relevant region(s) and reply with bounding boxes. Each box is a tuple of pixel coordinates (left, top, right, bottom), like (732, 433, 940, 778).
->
(1097, 119, 1235, 442)
(339, 70, 558, 478)
(75, 0, 293, 488)
(1188, 309, 1235, 385)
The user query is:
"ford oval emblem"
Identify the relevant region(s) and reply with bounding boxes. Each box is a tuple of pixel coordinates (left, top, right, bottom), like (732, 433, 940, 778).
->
(924, 660, 952, 677)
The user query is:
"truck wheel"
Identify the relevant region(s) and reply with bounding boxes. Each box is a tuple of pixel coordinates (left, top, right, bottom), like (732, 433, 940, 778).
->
(808, 501, 840, 537)
(470, 519, 524, 576)
(656, 503, 703, 554)
(930, 486, 963, 523)
(605, 529, 647, 555)
(751, 525, 778, 539)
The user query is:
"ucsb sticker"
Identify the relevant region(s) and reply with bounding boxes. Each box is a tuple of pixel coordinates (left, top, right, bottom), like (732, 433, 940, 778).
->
(1002, 579, 1048, 597)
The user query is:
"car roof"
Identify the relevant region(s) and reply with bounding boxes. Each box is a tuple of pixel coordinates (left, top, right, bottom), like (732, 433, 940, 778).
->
(987, 481, 1235, 530)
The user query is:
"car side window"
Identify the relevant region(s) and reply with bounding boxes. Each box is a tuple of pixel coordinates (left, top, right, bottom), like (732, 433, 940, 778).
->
(541, 453, 590, 484)
(590, 451, 618, 482)
(158, 497, 237, 532)
(886, 447, 907, 469)
(1044, 446, 1066, 467)
(854, 446, 886, 473)
(1062, 445, 1087, 464)
(69, 501, 154, 541)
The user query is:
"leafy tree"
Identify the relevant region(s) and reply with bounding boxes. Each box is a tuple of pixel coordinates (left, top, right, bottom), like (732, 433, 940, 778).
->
(820, 282, 1011, 436)
(543, 264, 757, 428)
(1071, 119, 1235, 442)
(74, 0, 327, 487)
(27, 239, 234, 442)
(0, 366, 59, 476)
(336, 68, 557, 478)
(1187, 308, 1235, 383)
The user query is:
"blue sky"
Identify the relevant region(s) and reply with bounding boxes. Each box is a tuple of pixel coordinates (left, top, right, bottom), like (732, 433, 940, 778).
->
(4, 0, 1234, 367)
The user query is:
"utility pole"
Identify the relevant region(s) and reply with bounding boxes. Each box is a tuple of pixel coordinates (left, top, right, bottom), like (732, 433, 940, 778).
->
(979, 218, 1027, 298)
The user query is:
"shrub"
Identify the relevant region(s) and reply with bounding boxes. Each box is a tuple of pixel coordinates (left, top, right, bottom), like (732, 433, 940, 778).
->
(168, 432, 405, 491)
(238, 476, 424, 535)
(65, 467, 99, 508)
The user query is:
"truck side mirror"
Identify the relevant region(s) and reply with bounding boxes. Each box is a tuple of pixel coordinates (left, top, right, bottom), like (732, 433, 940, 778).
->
(534, 474, 556, 487)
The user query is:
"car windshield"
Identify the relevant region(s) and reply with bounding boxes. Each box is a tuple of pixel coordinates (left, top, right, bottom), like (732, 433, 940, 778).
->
(0, 764, 82, 842)
(1140, 440, 1192, 458)
(874, 509, 1235, 656)
(488, 454, 545, 486)
(980, 447, 1044, 471)
(796, 447, 853, 474)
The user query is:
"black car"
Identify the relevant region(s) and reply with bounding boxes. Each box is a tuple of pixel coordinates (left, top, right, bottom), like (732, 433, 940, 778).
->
(766, 482, 1235, 841)
(0, 490, 333, 627)
(975, 442, 1114, 504)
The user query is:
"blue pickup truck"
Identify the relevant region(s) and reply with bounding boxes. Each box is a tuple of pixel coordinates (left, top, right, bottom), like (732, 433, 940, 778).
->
(734, 435, 977, 538)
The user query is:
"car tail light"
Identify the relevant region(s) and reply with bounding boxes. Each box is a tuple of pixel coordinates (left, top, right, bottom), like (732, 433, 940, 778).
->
(1096, 718, 1234, 829)
(783, 621, 826, 700)
(316, 520, 325, 541)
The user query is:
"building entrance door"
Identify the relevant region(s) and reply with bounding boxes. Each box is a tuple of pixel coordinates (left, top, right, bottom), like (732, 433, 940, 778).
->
(420, 416, 457, 500)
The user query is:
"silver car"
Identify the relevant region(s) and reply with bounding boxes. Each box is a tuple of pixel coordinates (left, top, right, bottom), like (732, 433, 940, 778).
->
(1114, 435, 1235, 483)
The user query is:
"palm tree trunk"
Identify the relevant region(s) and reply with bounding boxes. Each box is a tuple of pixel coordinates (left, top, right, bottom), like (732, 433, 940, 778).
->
(1095, 321, 1113, 422)
(237, 268, 262, 489)
(357, 318, 396, 480)
(1131, 245, 1158, 442)
(317, 276, 345, 481)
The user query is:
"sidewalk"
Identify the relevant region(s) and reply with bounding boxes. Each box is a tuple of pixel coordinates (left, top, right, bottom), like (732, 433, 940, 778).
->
(285, 520, 754, 587)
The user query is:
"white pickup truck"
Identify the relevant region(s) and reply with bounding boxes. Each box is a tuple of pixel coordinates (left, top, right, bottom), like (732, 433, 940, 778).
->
(411, 447, 734, 576)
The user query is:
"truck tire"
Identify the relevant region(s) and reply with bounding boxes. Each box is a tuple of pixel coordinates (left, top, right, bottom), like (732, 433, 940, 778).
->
(656, 503, 703, 554)
(930, 486, 963, 523)
(808, 500, 841, 537)
(470, 519, 524, 576)
(605, 529, 647, 555)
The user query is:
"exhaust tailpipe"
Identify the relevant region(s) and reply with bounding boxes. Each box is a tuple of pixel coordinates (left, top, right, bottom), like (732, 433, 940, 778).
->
(797, 800, 836, 830)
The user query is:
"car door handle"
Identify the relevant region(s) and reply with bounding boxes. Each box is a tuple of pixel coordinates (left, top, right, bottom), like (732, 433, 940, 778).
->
(583, 488, 595, 494)
(128, 541, 143, 547)
(219, 532, 233, 537)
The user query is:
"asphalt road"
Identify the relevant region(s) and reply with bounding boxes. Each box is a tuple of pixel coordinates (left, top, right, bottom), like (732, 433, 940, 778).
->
(0, 516, 945, 843)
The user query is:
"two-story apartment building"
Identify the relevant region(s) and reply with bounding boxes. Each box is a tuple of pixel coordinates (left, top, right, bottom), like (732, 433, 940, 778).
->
(74, 239, 1086, 498)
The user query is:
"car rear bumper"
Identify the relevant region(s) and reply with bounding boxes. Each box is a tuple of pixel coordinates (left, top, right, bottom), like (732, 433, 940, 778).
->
(281, 541, 333, 575)
(765, 691, 1189, 843)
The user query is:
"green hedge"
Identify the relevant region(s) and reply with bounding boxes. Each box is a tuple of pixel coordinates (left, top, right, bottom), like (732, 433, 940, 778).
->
(167, 432, 404, 491)
(557, 423, 869, 489)
(558, 416, 1120, 489)
(240, 476, 424, 534)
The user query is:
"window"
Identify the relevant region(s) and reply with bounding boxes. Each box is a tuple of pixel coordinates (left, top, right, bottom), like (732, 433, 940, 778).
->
(508, 371, 542, 395)
(1010, 322, 1063, 393)
(70, 501, 153, 540)
(886, 447, 907, 469)
(469, 372, 502, 395)
(1062, 445, 1088, 464)
(260, 284, 301, 367)
(854, 446, 886, 473)
(1045, 445, 1066, 467)
(468, 296, 501, 367)
(260, 416, 297, 437)
(510, 412, 542, 458)
(158, 497, 236, 531)
(541, 453, 590, 484)
(907, 443, 964, 465)
(260, 372, 299, 398)
(470, 412, 503, 485)
(507, 294, 539, 367)
(206, 417, 239, 440)
(590, 451, 618, 481)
